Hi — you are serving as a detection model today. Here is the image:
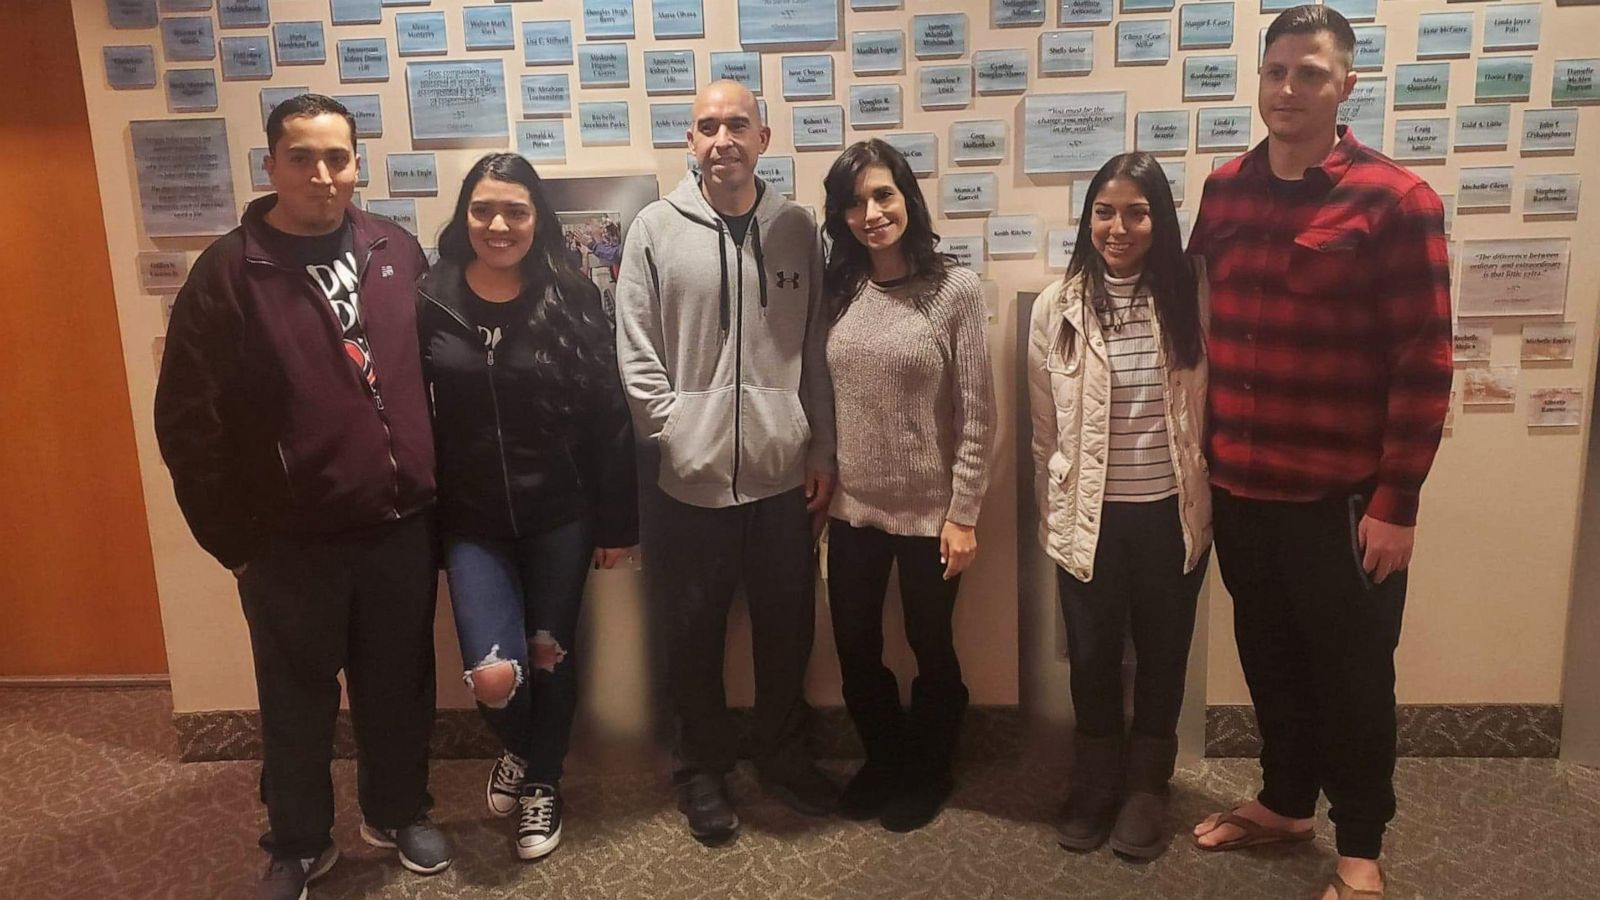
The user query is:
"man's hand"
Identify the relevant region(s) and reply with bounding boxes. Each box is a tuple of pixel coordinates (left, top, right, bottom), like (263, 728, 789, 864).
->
(939, 521, 978, 581)
(593, 546, 635, 570)
(804, 470, 835, 514)
(1358, 516, 1414, 584)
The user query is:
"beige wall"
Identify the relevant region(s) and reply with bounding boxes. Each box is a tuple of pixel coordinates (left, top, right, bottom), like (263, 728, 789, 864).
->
(71, 0, 1596, 718)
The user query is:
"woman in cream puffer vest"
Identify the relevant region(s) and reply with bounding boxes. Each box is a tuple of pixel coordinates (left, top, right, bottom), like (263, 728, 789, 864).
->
(1026, 152, 1212, 863)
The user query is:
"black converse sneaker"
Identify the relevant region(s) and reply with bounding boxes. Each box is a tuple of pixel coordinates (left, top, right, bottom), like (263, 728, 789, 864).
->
(487, 751, 527, 818)
(516, 783, 563, 860)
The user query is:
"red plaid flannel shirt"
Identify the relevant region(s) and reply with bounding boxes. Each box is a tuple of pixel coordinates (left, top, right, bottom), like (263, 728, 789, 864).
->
(1188, 127, 1452, 526)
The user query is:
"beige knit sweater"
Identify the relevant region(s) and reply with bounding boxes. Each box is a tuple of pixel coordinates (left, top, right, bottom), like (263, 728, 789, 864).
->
(825, 266, 996, 537)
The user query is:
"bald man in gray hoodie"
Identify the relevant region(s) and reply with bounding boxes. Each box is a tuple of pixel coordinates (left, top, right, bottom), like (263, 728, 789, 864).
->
(616, 81, 837, 843)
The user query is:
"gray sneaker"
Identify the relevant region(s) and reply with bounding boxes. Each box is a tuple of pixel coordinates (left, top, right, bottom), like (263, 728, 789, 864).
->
(257, 845, 338, 900)
(360, 818, 453, 875)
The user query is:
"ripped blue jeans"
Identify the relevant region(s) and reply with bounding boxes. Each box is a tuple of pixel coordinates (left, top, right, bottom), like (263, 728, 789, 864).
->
(444, 518, 592, 786)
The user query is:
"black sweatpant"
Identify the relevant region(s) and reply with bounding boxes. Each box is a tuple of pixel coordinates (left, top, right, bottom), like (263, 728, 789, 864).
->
(1055, 496, 1205, 741)
(1212, 487, 1407, 860)
(236, 514, 438, 860)
(825, 519, 968, 770)
(644, 487, 817, 782)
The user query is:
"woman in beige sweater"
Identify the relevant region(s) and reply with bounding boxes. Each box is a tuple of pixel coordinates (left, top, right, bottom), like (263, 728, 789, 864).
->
(821, 139, 995, 833)
(1027, 151, 1211, 861)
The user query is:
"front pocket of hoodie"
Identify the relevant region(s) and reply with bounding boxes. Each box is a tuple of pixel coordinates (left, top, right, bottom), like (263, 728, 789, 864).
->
(659, 386, 737, 486)
(741, 386, 810, 486)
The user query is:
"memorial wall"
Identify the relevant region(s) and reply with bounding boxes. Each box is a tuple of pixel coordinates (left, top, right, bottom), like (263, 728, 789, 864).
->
(71, 0, 1600, 747)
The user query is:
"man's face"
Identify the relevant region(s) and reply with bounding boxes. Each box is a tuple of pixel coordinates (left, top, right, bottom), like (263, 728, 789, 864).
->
(688, 84, 770, 191)
(264, 112, 359, 235)
(1257, 30, 1357, 144)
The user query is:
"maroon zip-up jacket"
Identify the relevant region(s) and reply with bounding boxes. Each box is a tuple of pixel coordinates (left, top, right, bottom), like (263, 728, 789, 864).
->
(155, 195, 435, 569)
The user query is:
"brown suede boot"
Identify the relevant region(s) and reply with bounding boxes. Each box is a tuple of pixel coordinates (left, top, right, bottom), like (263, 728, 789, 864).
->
(1108, 735, 1178, 860)
(1054, 733, 1123, 851)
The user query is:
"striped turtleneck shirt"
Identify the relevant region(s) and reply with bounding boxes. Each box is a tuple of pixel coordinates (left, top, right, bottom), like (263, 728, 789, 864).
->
(1097, 271, 1177, 503)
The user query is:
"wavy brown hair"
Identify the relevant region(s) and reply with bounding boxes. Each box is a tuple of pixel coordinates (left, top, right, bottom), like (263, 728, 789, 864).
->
(822, 139, 949, 321)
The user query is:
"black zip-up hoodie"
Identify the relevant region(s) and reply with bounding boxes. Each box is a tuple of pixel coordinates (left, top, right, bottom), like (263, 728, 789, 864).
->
(154, 196, 436, 570)
(416, 259, 638, 548)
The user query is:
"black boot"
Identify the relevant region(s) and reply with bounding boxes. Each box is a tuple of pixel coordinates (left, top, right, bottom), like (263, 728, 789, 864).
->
(1054, 733, 1123, 852)
(880, 678, 967, 833)
(838, 663, 906, 820)
(1108, 735, 1178, 860)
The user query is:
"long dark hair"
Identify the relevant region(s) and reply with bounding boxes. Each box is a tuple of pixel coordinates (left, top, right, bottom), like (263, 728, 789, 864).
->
(437, 153, 616, 432)
(822, 139, 949, 321)
(1065, 152, 1203, 370)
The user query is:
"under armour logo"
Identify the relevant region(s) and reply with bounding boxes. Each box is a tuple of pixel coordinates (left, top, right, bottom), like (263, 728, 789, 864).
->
(380, 265, 394, 278)
(774, 270, 800, 289)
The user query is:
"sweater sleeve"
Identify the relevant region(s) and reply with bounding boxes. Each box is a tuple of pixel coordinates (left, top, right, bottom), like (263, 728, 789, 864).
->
(1367, 182, 1454, 527)
(614, 216, 675, 441)
(944, 273, 996, 527)
(801, 222, 837, 474)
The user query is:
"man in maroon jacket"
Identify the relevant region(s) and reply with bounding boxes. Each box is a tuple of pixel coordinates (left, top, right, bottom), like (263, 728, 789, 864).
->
(155, 94, 451, 900)
(1185, 8, 1452, 899)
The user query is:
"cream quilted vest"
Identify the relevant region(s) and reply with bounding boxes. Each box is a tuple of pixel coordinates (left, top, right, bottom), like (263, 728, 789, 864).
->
(1026, 269, 1213, 582)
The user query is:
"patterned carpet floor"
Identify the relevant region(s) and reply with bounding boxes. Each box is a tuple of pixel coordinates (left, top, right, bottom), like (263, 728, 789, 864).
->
(3, 687, 1598, 899)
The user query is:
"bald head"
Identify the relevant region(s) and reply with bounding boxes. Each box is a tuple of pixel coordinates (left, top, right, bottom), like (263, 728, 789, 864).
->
(688, 79, 771, 200)
(693, 79, 763, 128)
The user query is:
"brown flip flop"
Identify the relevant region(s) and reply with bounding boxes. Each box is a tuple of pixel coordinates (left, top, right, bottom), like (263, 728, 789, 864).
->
(1328, 870, 1386, 899)
(1193, 807, 1316, 852)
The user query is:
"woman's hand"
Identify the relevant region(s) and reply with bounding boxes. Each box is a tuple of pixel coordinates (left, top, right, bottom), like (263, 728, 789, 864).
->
(593, 546, 635, 570)
(939, 522, 977, 580)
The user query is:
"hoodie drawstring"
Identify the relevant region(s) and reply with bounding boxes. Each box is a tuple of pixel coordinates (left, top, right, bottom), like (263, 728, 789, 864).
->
(716, 220, 730, 333)
(751, 219, 769, 311)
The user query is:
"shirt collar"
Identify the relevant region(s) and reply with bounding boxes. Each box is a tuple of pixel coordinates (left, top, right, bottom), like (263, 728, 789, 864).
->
(1240, 125, 1360, 189)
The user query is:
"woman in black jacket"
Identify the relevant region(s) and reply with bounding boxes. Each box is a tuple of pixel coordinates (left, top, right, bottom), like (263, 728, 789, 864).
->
(418, 153, 637, 861)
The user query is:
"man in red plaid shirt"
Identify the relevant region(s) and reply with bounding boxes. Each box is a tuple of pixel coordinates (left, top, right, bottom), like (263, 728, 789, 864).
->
(1186, 6, 1452, 898)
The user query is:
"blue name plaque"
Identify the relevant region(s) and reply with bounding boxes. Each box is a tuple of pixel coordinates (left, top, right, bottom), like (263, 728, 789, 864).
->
(337, 39, 389, 83)
(523, 21, 575, 66)
(1024, 92, 1127, 173)
(406, 60, 509, 141)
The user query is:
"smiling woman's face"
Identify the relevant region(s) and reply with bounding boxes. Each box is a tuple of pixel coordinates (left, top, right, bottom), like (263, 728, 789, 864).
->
(1089, 177, 1153, 278)
(844, 164, 907, 255)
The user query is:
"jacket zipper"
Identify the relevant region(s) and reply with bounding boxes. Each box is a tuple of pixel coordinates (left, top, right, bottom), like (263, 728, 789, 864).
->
(247, 237, 401, 519)
(425, 292, 520, 538)
(731, 236, 744, 503)
(355, 240, 402, 518)
(485, 346, 521, 538)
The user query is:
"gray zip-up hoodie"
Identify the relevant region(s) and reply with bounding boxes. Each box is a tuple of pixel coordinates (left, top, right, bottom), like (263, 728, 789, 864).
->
(616, 172, 835, 509)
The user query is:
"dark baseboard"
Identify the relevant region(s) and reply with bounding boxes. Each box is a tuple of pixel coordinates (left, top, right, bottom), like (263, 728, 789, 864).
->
(1205, 704, 1563, 758)
(173, 705, 1027, 764)
(174, 703, 1563, 763)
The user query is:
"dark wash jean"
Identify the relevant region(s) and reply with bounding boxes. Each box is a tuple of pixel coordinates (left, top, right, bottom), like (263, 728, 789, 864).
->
(1055, 496, 1206, 741)
(642, 487, 817, 782)
(236, 514, 437, 861)
(1212, 486, 1407, 860)
(443, 517, 593, 787)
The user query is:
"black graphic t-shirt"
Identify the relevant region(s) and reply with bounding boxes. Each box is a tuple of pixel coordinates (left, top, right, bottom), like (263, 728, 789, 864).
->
(264, 218, 385, 409)
(465, 286, 527, 363)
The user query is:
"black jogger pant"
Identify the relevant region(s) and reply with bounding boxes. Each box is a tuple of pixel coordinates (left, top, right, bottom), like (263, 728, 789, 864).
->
(236, 514, 438, 860)
(645, 487, 817, 782)
(1212, 487, 1407, 860)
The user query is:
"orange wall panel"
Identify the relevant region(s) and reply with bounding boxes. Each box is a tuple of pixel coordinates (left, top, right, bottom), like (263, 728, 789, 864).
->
(0, 2, 167, 676)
